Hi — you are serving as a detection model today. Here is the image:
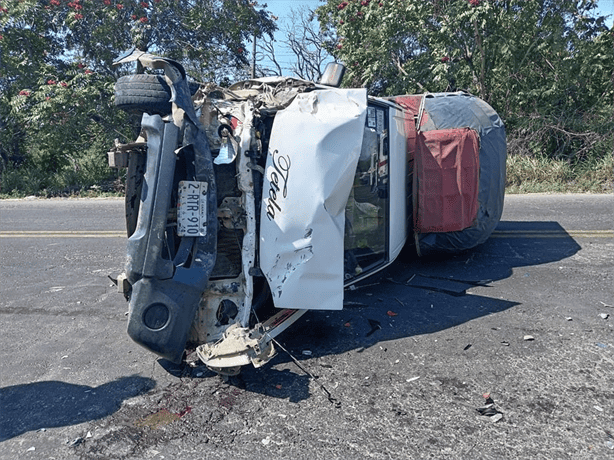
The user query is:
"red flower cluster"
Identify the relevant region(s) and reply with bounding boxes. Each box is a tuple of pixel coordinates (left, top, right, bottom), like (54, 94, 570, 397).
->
(47, 79, 56, 85)
(19, 90, 30, 96)
(0, 7, 8, 13)
(441, 56, 450, 62)
(337, 1, 348, 10)
(84, 69, 93, 74)
(50, 0, 60, 6)
(131, 14, 137, 19)
(140, 1, 148, 7)
(116, 3, 123, 9)
(469, 0, 480, 6)
(361, 0, 370, 6)
(74, 13, 83, 19)
(60, 82, 67, 87)
(77, 63, 84, 68)
(103, 0, 111, 4)
(139, 16, 147, 22)
(68, 1, 83, 10)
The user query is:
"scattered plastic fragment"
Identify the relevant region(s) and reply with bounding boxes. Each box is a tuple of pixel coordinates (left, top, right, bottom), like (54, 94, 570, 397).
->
(523, 335, 534, 341)
(477, 393, 502, 419)
(477, 405, 499, 416)
(86, 431, 92, 439)
(565, 317, 572, 321)
(344, 322, 351, 327)
(594, 406, 604, 412)
(36, 428, 46, 432)
(275, 384, 282, 390)
(26, 447, 35, 452)
(600, 313, 609, 320)
(67, 437, 83, 447)
(302, 350, 312, 356)
(599, 301, 613, 308)
(463, 344, 472, 351)
(261, 437, 271, 446)
(61, 355, 68, 360)
(596, 343, 608, 349)
(490, 413, 503, 423)
(607, 441, 614, 450)
(501, 341, 510, 346)
(406, 376, 420, 383)
(387, 311, 398, 317)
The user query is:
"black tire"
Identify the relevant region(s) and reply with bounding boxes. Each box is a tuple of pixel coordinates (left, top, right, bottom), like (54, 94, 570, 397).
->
(114, 74, 201, 115)
(115, 74, 173, 115)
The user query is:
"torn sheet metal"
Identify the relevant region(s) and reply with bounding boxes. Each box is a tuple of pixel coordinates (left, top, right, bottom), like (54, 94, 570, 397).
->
(260, 88, 367, 310)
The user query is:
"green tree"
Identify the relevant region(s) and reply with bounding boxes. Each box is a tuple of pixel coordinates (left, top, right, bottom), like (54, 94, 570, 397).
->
(317, 0, 612, 166)
(0, 0, 277, 195)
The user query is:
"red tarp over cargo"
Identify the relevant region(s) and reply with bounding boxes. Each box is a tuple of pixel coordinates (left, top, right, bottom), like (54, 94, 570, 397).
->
(414, 128, 480, 233)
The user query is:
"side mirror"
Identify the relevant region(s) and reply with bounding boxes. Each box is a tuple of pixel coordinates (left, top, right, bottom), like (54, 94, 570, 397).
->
(319, 62, 346, 88)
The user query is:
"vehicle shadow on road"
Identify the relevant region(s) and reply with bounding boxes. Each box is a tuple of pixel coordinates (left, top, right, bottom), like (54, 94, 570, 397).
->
(0, 376, 155, 441)
(167, 221, 581, 402)
(260, 220, 581, 375)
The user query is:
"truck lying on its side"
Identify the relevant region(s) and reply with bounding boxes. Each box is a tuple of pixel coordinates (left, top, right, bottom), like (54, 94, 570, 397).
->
(108, 50, 506, 375)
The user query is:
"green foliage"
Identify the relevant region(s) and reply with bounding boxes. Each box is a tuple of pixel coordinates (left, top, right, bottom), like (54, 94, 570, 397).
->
(0, 0, 277, 196)
(317, 0, 613, 178)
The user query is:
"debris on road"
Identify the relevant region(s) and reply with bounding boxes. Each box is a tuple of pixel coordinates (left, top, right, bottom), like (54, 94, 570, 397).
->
(463, 344, 472, 351)
(490, 413, 503, 423)
(366, 319, 381, 337)
(406, 376, 420, 383)
(599, 313, 609, 319)
(67, 437, 84, 447)
(302, 350, 312, 356)
(476, 393, 503, 421)
(523, 335, 535, 341)
(387, 310, 398, 317)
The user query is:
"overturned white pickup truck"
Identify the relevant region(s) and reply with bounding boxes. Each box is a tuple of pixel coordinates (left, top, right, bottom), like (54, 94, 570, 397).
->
(109, 51, 506, 375)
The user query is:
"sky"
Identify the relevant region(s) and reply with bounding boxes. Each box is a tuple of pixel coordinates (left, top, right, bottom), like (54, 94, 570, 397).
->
(262, 0, 614, 76)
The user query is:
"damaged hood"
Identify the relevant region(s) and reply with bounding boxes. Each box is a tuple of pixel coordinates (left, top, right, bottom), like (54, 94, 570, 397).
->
(259, 88, 368, 310)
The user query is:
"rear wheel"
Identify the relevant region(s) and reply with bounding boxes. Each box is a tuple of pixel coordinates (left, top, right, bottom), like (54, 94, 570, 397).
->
(114, 74, 200, 115)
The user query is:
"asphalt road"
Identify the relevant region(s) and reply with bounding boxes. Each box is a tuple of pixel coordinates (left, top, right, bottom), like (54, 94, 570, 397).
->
(0, 194, 612, 459)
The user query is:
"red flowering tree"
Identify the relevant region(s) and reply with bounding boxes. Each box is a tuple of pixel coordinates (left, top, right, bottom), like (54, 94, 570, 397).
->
(0, 0, 277, 195)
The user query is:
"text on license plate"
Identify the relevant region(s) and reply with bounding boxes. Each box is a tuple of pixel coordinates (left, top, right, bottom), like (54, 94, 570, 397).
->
(177, 180, 208, 237)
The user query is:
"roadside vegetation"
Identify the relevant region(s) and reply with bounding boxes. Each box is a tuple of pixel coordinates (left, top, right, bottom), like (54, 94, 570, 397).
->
(1, 0, 612, 198)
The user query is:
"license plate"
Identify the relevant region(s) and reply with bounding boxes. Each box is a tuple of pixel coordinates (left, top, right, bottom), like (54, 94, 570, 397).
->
(177, 181, 208, 237)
